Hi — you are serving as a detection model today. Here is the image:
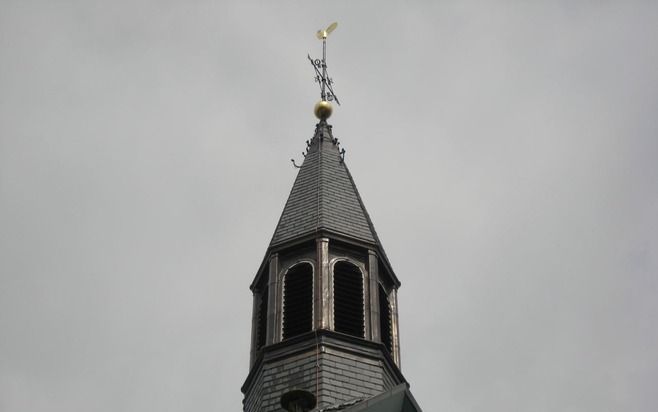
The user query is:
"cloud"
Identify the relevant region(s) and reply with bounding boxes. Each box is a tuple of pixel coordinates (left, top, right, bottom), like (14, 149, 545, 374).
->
(1, 1, 657, 411)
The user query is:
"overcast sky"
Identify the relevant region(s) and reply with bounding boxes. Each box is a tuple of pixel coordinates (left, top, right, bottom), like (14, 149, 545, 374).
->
(1, 1, 657, 411)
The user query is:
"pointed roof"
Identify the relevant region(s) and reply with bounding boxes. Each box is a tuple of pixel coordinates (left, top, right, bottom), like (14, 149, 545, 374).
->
(323, 383, 423, 412)
(270, 120, 380, 248)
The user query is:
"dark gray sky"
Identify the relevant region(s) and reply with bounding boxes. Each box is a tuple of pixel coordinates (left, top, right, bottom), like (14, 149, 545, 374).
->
(1, 1, 657, 411)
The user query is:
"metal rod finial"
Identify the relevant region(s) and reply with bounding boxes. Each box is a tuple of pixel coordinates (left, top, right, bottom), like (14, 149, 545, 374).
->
(308, 22, 341, 112)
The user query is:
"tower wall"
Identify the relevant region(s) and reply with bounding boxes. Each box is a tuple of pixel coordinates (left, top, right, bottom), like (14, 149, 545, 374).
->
(242, 332, 404, 411)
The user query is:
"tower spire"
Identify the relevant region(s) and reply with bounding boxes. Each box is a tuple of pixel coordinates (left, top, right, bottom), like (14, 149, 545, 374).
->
(308, 22, 340, 120)
(241, 25, 423, 412)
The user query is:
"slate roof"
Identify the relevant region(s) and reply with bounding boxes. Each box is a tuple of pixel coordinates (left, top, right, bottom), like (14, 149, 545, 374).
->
(316, 384, 422, 412)
(269, 120, 381, 248)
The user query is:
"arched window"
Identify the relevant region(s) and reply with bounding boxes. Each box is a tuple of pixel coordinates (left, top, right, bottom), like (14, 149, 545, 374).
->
(255, 287, 268, 350)
(378, 284, 393, 353)
(333, 261, 365, 338)
(282, 262, 313, 340)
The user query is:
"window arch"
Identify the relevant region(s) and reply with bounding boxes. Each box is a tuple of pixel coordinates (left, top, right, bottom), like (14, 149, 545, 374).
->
(282, 262, 313, 340)
(333, 261, 365, 338)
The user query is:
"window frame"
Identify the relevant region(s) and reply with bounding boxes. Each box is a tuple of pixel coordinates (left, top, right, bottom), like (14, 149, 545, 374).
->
(280, 260, 315, 341)
(330, 258, 366, 339)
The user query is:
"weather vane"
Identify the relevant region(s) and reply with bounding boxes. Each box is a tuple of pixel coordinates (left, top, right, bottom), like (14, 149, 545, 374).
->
(308, 22, 340, 120)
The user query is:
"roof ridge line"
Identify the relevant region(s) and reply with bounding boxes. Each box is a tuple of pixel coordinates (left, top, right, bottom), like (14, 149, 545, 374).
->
(341, 162, 393, 264)
(315, 122, 323, 234)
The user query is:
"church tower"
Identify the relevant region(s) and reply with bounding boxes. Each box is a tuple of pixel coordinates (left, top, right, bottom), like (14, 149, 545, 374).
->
(241, 24, 421, 412)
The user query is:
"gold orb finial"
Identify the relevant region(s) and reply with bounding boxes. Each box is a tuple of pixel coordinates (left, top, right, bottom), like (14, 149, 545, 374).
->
(314, 100, 333, 120)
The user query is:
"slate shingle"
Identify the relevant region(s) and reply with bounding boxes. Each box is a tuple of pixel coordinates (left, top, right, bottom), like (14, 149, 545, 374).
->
(269, 121, 382, 248)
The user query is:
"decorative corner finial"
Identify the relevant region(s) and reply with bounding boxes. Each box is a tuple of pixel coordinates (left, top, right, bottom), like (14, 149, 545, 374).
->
(308, 22, 340, 120)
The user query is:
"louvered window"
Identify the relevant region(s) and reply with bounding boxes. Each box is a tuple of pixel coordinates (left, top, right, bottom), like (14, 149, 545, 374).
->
(282, 263, 313, 340)
(379, 284, 393, 353)
(333, 261, 365, 338)
(256, 287, 268, 350)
